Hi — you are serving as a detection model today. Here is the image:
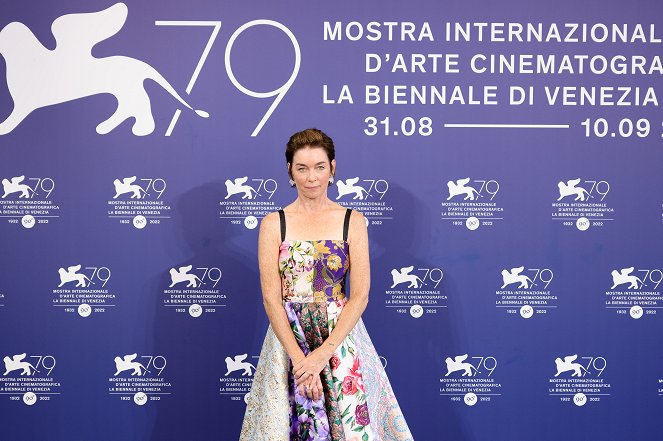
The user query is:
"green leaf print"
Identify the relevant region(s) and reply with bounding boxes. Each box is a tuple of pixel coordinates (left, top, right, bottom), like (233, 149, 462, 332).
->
(341, 345, 346, 358)
(363, 433, 369, 441)
(341, 402, 351, 417)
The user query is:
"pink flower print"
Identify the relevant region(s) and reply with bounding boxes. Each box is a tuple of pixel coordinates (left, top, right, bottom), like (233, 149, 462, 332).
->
(355, 402, 370, 426)
(349, 354, 365, 392)
(341, 375, 358, 395)
(330, 353, 341, 370)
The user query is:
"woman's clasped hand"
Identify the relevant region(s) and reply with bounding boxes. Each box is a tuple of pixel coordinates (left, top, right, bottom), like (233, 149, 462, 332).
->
(292, 348, 330, 401)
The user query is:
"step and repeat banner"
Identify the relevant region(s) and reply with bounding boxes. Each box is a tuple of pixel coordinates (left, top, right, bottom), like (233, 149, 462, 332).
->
(1, 0, 662, 439)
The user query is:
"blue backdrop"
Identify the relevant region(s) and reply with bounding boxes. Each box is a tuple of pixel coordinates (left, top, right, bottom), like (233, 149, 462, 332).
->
(1, 0, 662, 440)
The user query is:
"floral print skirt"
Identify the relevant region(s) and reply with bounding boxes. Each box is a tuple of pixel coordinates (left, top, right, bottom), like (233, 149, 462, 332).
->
(240, 298, 413, 441)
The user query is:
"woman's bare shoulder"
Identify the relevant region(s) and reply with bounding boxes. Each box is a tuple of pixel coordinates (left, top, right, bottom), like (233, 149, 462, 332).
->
(348, 208, 367, 231)
(260, 211, 281, 235)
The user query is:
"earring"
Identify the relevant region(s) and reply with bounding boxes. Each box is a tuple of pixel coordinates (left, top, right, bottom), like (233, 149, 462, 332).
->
(328, 176, 334, 184)
(289, 178, 295, 187)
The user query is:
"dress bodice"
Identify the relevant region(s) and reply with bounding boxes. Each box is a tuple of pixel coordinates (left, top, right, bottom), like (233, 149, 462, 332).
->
(277, 208, 353, 303)
(278, 239, 349, 303)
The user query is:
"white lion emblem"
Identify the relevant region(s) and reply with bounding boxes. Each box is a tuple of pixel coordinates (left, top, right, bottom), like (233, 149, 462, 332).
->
(390, 266, 425, 288)
(2, 176, 34, 198)
(3, 353, 37, 376)
(554, 354, 585, 377)
(336, 177, 369, 200)
(113, 353, 148, 376)
(0, 2, 208, 136)
(113, 176, 147, 199)
(501, 266, 535, 289)
(224, 354, 255, 376)
(58, 264, 93, 288)
(224, 177, 259, 200)
(557, 179, 591, 201)
(611, 267, 644, 290)
(169, 265, 204, 288)
(447, 178, 480, 201)
(444, 354, 476, 377)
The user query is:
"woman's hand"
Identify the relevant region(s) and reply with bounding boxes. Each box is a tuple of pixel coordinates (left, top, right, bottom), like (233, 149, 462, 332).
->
(293, 348, 328, 385)
(297, 374, 324, 401)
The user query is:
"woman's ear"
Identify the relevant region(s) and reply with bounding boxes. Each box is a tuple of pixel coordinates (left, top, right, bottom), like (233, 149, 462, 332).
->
(331, 159, 336, 176)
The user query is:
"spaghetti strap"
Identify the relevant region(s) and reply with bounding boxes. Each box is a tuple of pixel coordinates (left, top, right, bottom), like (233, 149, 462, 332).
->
(278, 209, 286, 242)
(343, 208, 352, 242)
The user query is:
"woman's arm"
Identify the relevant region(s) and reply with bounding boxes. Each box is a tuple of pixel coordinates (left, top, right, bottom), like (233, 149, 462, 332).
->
(258, 212, 306, 363)
(293, 210, 370, 379)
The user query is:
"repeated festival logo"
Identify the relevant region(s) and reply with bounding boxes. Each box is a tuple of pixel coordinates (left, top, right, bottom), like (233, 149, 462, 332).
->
(162, 264, 226, 317)
(220, 353, 257, 403)
(548, 354, 611, 406)
(384, 264, 445, 318)
(107, 175, 170, 229)
(1, 353, 61, 405)
(441, 177, 503, 230)
(551, 178, 614, 231)
(605, 266, 662, 319)
(336, 176, 392, 227)
(0, 175, 59, 228)
(109, 353, 171, 405)
(495, 265, 557, 318)
(439, 354, 501, 406)
(52, 264, 115, 317)
(220, 176, 282, 230)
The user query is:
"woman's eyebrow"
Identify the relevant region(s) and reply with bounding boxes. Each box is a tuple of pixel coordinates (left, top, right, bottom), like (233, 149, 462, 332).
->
(294, 161, 327, 166)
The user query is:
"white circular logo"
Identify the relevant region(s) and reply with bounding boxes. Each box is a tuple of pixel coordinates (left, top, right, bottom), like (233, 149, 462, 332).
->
(133, 215, 147, 229)
(576, 217, 590, 231)
(23, 392, 37, 406)
(379, 356, 388, 369)
(244, 215, 258, 230)
(466, 216, 480, 231)
(520, 305, 534, 319)
(573, 392, 587, 407)
(78, 303, 92, 317)
(21, 215, 36, 229)
(630, 305, 643, 319)
(409, 304, 423, 318)
(365, 217, 369, 227)
(133, 392, 148, 405)
(464, 392, 478, 406)
(243, 392, 250, 404)
(189, 303, 203, 318)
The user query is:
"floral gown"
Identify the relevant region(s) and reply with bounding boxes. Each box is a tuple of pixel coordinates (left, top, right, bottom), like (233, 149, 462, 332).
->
(240, 209, 413, 441)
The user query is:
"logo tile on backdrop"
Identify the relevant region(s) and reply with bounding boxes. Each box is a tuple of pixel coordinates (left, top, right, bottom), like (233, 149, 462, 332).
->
(1, 353, 60, 405)
(220, 176, 283, 230)
(548, 354, 611, 406)
(52, 264, 115, 317)
(108, 353, 171, 405)
(162, 265, 226, 317)
(495, 266, 556, 319)
(439, 354, 501, 406)
(219, 353, 258, 403)
(335, 176, 393, 227)
(0, 3, 208, 137)
(384, 264, 445, 318)
(441, 177, 503, 230)
(107, 176, 170, 229)
(1, 175, 59, 229)
(551, 178, 614, 231)
(605, 267, 662, 319)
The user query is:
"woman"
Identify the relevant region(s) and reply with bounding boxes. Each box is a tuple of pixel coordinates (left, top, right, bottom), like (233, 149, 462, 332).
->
(240, 128, 413, 440)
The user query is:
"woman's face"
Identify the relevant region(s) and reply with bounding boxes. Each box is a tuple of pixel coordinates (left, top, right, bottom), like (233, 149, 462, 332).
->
(289, 146, 336, 198)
